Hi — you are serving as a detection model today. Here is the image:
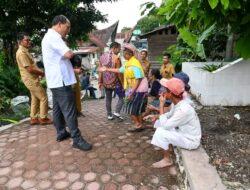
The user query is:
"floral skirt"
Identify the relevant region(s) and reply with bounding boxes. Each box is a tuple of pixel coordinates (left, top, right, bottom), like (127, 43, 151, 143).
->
(123, 92, 148, 116)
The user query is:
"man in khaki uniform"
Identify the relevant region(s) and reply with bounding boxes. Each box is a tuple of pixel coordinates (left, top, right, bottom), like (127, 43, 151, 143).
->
(160, 53, 175, 79)
(140, 49, 151, 79)
(16, 32, 52, 125)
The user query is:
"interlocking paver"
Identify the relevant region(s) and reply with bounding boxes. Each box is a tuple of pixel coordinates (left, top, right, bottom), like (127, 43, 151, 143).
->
(0, 176, 8, 185)
(83, 172, 97, 182)
(0, 99, 180, 189)
(21, 179, 36, 189)
(85, 181, 101, 190)
(70, 181, 85, 190)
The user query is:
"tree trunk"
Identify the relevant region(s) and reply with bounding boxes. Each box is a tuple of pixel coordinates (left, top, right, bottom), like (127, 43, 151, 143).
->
(225, 25, 234, 61)
(2, 39, 16, 65)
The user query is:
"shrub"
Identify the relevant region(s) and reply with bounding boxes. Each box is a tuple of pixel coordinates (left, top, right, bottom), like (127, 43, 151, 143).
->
(0, 51, 29, 112)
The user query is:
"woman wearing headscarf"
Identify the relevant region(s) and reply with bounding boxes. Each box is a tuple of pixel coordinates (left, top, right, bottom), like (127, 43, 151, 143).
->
(99, 43, 148, 132)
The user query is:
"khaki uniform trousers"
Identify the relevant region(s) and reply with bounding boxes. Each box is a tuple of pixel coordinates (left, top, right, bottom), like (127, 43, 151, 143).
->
(24, 80, 48, 119)
(72, 75, 82, 113)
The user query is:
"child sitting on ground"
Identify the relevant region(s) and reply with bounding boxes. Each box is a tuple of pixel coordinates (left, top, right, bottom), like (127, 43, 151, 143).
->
(144, 72, 193, 122)
(150, 78, 201, 168)
(143, 69, 171, 118)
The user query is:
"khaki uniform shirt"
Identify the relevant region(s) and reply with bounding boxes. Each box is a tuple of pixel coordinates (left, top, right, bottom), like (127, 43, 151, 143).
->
(113, 54, 124, 87)
(160, 63, 175, 79)
(16, 45, 39, 87)
(141, 59, 151, 78)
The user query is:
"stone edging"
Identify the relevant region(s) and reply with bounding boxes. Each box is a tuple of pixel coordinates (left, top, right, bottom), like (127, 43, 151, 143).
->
(0, 111, 52, 132)
(0, 117, 30, 132)
(175, 146, 226, 190)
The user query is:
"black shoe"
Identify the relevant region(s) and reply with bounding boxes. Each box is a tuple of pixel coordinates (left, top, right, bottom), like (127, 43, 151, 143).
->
(56, 132, 71, 142)
(77, 112, 85, 117)
(72, 139, 92, 151)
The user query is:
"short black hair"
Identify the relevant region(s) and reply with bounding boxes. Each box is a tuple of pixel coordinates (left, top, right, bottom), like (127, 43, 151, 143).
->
(110, 42, 121, 49)
(150, 69, 161, 80)
(163, 52, 171, 58)
(52, 15, 69, 26)
(17, 32, 29, 42)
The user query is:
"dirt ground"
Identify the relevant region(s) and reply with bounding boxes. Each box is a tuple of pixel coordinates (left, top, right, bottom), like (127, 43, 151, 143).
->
(197, 105, 250, 190)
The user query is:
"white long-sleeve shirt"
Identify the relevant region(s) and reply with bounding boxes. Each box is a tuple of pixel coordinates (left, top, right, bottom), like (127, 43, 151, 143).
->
(154, 100, 201, 144)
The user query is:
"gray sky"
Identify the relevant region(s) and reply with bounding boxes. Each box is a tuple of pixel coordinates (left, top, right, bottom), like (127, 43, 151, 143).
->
(94, 0, 162, 32)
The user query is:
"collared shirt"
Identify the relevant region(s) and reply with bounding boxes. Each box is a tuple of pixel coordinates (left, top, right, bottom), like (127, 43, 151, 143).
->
(154, 100, 201, 144)
(42, 29, 76, 88)
(16, 45, 39, 85)
(160, 63, 175, 79)
(141, 59, 151, 78)
(119, 56, 148, 92)
(99, 51, 122, 89)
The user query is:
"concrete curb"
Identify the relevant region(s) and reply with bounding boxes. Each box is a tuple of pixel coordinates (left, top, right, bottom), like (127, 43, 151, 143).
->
(175, 146, 226, 190)
(0, 110, 53, 132)
(0, 117, 30, 132)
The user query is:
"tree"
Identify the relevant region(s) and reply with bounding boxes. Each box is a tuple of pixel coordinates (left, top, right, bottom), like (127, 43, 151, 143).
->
(156, 0, 250, 59)
(121, 27, 132, 33)
(0, 0, 117, 64)
(136, 15, 161, 34)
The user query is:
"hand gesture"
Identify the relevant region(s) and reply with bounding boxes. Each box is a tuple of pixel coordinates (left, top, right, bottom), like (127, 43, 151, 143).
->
(74, 68, 82, 74)
(143, 114, 158, 123)
(147, 104, 157, 111)
(98, 67, 107, 72)
(98, 83, 103, 89)
(159, 94, 166, 104)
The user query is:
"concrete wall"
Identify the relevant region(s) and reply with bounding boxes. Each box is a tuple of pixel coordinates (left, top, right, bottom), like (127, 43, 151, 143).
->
(182, 59, 250, 106)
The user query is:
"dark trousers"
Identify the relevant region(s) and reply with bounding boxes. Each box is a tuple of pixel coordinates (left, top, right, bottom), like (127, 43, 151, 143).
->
(51, 86, 81, 143)
(105, 88, 124, 116)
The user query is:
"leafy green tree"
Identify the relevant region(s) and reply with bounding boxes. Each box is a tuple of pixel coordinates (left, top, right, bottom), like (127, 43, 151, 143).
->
(157, 0, 250, 59)
(136, 15, 161, 34)
(121, 27, 132, 33)
(0, 0, 117, 65)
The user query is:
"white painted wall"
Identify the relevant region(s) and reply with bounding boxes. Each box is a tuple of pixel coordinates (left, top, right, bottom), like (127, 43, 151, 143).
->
(182, 59, 250, 106)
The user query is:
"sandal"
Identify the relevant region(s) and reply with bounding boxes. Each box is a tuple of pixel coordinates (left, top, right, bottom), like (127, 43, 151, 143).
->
(128, 125, 145, 132)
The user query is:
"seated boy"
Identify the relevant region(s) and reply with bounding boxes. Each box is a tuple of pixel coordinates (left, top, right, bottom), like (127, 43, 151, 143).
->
(144, 72, 192, 122)
(151, 78, 201, 168)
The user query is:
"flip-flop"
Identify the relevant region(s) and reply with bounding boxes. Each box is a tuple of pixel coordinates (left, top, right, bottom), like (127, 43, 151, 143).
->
(128, 126, 145, 132)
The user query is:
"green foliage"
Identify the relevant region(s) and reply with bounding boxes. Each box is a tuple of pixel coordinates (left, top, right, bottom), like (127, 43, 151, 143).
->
(166, 43, 198, 72)
(156, 0, 250, 59)
(136, 15, 161, 34)
(208, 0, 219, 9)
(235, 31, 250, 59)
(203, 29, 228, 60)
(0, 117, 18, 124)
(0, 0, 117, 64)
(121, 27, 132, 33)
(40, 78, 47, 89)
(0, 51, 29, 112)
(199, 63, 224, 72)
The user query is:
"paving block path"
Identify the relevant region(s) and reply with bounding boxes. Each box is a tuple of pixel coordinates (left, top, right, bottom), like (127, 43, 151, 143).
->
(0, 99, 181, 190)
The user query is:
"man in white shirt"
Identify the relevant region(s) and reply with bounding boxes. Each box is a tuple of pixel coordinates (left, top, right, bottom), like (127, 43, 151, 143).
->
(151, 78, 201, 168)
(42, 15, 92, 151)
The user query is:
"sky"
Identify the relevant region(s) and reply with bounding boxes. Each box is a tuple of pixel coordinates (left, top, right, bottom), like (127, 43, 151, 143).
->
(94, 0, 162, 32)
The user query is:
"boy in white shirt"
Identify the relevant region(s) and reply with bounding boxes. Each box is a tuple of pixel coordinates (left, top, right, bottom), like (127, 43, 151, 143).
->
(151, 78, 201, 168)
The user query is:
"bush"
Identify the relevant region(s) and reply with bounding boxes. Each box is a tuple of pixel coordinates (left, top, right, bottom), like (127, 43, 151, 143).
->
(0, 51, 29, 112)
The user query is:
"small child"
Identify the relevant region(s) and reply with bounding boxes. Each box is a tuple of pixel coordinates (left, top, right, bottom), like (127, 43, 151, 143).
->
(151, 78, 201, 168)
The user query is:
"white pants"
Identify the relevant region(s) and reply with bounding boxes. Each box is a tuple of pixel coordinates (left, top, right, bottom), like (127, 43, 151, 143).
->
(151, 127, 199, 151)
